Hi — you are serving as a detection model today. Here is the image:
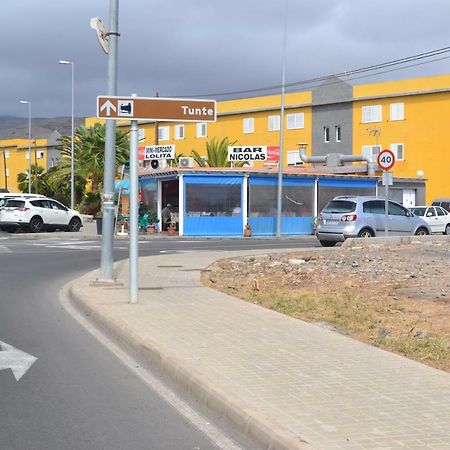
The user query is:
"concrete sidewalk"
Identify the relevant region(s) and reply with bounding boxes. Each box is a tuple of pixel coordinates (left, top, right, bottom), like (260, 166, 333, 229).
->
(67, 248, 450, 450)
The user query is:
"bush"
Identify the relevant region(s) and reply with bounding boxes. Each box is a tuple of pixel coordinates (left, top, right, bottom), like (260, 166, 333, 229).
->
(78, 192, 102, 216)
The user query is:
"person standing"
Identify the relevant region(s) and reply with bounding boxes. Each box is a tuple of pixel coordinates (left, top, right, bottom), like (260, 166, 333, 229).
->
(161, 203, 173, 230)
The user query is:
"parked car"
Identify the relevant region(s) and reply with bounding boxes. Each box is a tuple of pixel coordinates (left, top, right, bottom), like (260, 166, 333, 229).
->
(0, 197, 83, 233)
(0, 193, 46, 209)
(431, 198, 450, 213)
(409, 206, 450, 235)
(316, 196, 431, 247)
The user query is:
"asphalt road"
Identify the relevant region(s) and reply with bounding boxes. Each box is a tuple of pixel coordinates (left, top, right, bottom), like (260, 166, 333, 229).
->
(0, 235, 318, 450)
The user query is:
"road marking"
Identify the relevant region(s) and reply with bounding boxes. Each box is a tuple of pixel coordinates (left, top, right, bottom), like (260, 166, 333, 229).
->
(0, 340, 37, 381)
(0, 245, 12, 253)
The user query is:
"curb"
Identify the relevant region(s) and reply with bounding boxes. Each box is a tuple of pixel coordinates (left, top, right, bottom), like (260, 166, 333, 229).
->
(342, 234, 449, 248)
(66, 273, 313, 450)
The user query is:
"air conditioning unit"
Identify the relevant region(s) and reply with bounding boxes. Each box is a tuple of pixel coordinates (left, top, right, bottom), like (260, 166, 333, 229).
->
(178, 157, 194, 168)
(37, 151, 45, 159)
(148, 158, 168, 170)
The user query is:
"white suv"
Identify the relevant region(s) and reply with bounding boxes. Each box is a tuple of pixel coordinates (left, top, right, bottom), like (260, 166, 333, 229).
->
(0, 197, 83, 233)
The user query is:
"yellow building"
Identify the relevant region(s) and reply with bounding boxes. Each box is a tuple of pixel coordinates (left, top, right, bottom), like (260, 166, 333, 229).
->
(0, 131, 61, 192)
(86, 73, 450, 205)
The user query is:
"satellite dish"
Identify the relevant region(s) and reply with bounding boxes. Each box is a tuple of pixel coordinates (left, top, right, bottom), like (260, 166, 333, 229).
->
(90, 17, 109, 55)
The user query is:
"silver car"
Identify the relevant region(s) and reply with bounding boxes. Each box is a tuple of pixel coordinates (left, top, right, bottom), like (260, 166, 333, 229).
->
(317, 196, 431, 247)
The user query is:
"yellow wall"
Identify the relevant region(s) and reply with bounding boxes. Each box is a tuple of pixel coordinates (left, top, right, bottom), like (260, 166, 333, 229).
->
(353, 87, 450, 203)
(0, 138, 48, 192)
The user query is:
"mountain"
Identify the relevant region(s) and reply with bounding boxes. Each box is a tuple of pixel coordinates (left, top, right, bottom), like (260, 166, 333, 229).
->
(0, 116, 85, 140)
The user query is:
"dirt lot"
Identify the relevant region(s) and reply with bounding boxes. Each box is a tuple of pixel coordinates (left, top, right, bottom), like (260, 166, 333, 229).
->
(202, 238, 450, 372)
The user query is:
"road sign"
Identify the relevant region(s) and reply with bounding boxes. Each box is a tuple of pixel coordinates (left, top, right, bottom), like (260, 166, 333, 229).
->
(97, 96, 216, 122)
(377, 149, 395, 171)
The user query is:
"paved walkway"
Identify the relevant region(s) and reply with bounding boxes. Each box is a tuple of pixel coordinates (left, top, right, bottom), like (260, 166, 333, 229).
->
(68, 248, 450, 450)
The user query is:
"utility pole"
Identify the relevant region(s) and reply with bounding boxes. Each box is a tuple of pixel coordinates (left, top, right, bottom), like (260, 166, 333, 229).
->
(276, 0, 288, 237)
(99, 0, 119, 282)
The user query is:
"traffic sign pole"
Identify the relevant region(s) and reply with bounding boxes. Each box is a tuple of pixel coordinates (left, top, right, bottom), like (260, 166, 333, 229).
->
(129, 95, 139, 304)
(377, 149, 396, 238)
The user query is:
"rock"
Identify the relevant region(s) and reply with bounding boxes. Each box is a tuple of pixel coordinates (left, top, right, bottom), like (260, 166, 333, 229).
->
(351, 261, 359, 268)
(378, 329, 390, 339)
(414, 331, 427, 339)
(288, 259, 306, 266)
(209, 275, 217, 284)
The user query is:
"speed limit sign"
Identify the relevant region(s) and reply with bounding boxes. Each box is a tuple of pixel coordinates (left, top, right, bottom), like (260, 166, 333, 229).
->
(377, 149, 395, 171)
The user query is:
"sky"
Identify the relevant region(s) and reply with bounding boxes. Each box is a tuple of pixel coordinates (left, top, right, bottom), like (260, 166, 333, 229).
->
(2, 0, 450, 119)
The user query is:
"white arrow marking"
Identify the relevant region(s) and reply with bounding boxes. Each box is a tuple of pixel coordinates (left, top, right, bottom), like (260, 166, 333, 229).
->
(100, 100, 117, 116)
(0, 340, 37, 381)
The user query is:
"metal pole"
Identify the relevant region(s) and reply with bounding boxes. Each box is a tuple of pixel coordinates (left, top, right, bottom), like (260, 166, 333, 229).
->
(384, 172, 389, 237)
(276, 0, 288, 237)
(28, 102, 31, 194)
(71, 62, 75, 209)
(100, 0, 119, 282)
(129, 98, 139, 303)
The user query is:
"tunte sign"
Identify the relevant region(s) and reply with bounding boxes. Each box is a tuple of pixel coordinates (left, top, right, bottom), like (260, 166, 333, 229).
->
(97, 96, 216, 122)
(228, 146, 269, 162)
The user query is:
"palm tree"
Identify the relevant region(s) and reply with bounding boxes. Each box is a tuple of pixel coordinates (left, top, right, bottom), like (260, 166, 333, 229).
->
(53, 123, 129, 196)
(17, 165, 52, 195)
(191, 137, 247, 167)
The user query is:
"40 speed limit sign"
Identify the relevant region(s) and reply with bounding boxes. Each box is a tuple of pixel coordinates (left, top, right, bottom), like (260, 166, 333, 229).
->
(377, 149, 396, 171)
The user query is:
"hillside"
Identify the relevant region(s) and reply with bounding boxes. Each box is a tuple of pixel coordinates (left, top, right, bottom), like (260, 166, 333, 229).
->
(0, 116, 85, 139)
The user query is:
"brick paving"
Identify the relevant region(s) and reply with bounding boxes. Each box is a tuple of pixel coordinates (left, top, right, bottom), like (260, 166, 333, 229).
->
(69, 248, 450, 449)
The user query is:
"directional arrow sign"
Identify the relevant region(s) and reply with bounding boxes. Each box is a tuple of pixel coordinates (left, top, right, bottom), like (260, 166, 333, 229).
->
(0, 340, 37, 381)
(97, 95, 216, 122)
(100, 100, 117, 116)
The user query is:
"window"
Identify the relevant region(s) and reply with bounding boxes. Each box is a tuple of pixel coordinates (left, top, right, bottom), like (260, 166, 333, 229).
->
(390, 103, 404, 121)
(362, 105, 382, 123)
(324, 126, 330, 143)
(50, 200, 67, 211)
(362, 145, 381, 160)
(158, 126, 169, 141)
(243, 117, 254, 134)
(390, 143, 404, 161)
(363, 200, 385, 214)
(287, 150, 303, 166)
(335, 126, 341, 142)
(426, 207, 436, 217)
(196, 122, 207, 138)
(268, 115, 280, 131)
(175, 124, 184, 140)
(437, 207, 447, 216)
(388, 201, 408, 216)
(322, 201, 356, 214)
(286, 113, 304, 130)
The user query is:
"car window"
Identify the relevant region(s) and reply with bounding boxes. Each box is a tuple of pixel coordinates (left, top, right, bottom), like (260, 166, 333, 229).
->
(30, 200, 43, 207)
(437, 207, 447, 216)
(388, 201, 408, 216)
(410, 207, 425, 216)
(426, 207, 436, 217)
(443, 202, 450, 212)
(5, 200, 25, 208)
(322, 200, 356, 213)
(363, 200, 385, 214)
(50, 201, 67, 211)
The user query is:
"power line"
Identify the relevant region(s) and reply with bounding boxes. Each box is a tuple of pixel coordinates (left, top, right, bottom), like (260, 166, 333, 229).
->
(179, 46, 450, 99)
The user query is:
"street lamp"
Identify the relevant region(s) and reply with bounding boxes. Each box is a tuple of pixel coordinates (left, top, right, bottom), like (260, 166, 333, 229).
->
(58, 59, 75, 209)
(19, 100, 32, 194)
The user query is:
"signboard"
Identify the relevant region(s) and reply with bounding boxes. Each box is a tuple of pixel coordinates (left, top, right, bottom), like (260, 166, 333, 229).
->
(377, 149, 395, 171)
(228, 146, 268, 162)
(97, 96, 216, 122)
(267, 146, 280, 162)
(144, 145, 175, 160)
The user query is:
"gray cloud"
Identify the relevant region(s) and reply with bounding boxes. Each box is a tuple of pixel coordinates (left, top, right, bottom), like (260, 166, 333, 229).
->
(2, 0, 450, 118)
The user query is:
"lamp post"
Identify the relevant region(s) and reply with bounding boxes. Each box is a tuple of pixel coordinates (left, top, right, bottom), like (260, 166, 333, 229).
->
(276, 0, 288, 237)
(19, 100, 32, 194)
(58, 59, 75, 209)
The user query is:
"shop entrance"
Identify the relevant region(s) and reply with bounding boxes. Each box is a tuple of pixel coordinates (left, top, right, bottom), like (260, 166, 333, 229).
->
(161, 179, 179, 230)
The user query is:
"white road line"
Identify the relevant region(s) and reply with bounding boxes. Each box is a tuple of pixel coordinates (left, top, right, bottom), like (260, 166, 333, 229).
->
(0, 245, 12, 253)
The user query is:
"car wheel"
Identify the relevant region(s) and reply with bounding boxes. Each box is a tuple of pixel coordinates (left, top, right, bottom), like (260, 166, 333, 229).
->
(444, 224, 450, 235)
(29, 216, 43, 233)
(357, 228, 374, 238)
(319, 240, 337, 247)
(415, 227, 429, 236)
(68, 217, 82, 232)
